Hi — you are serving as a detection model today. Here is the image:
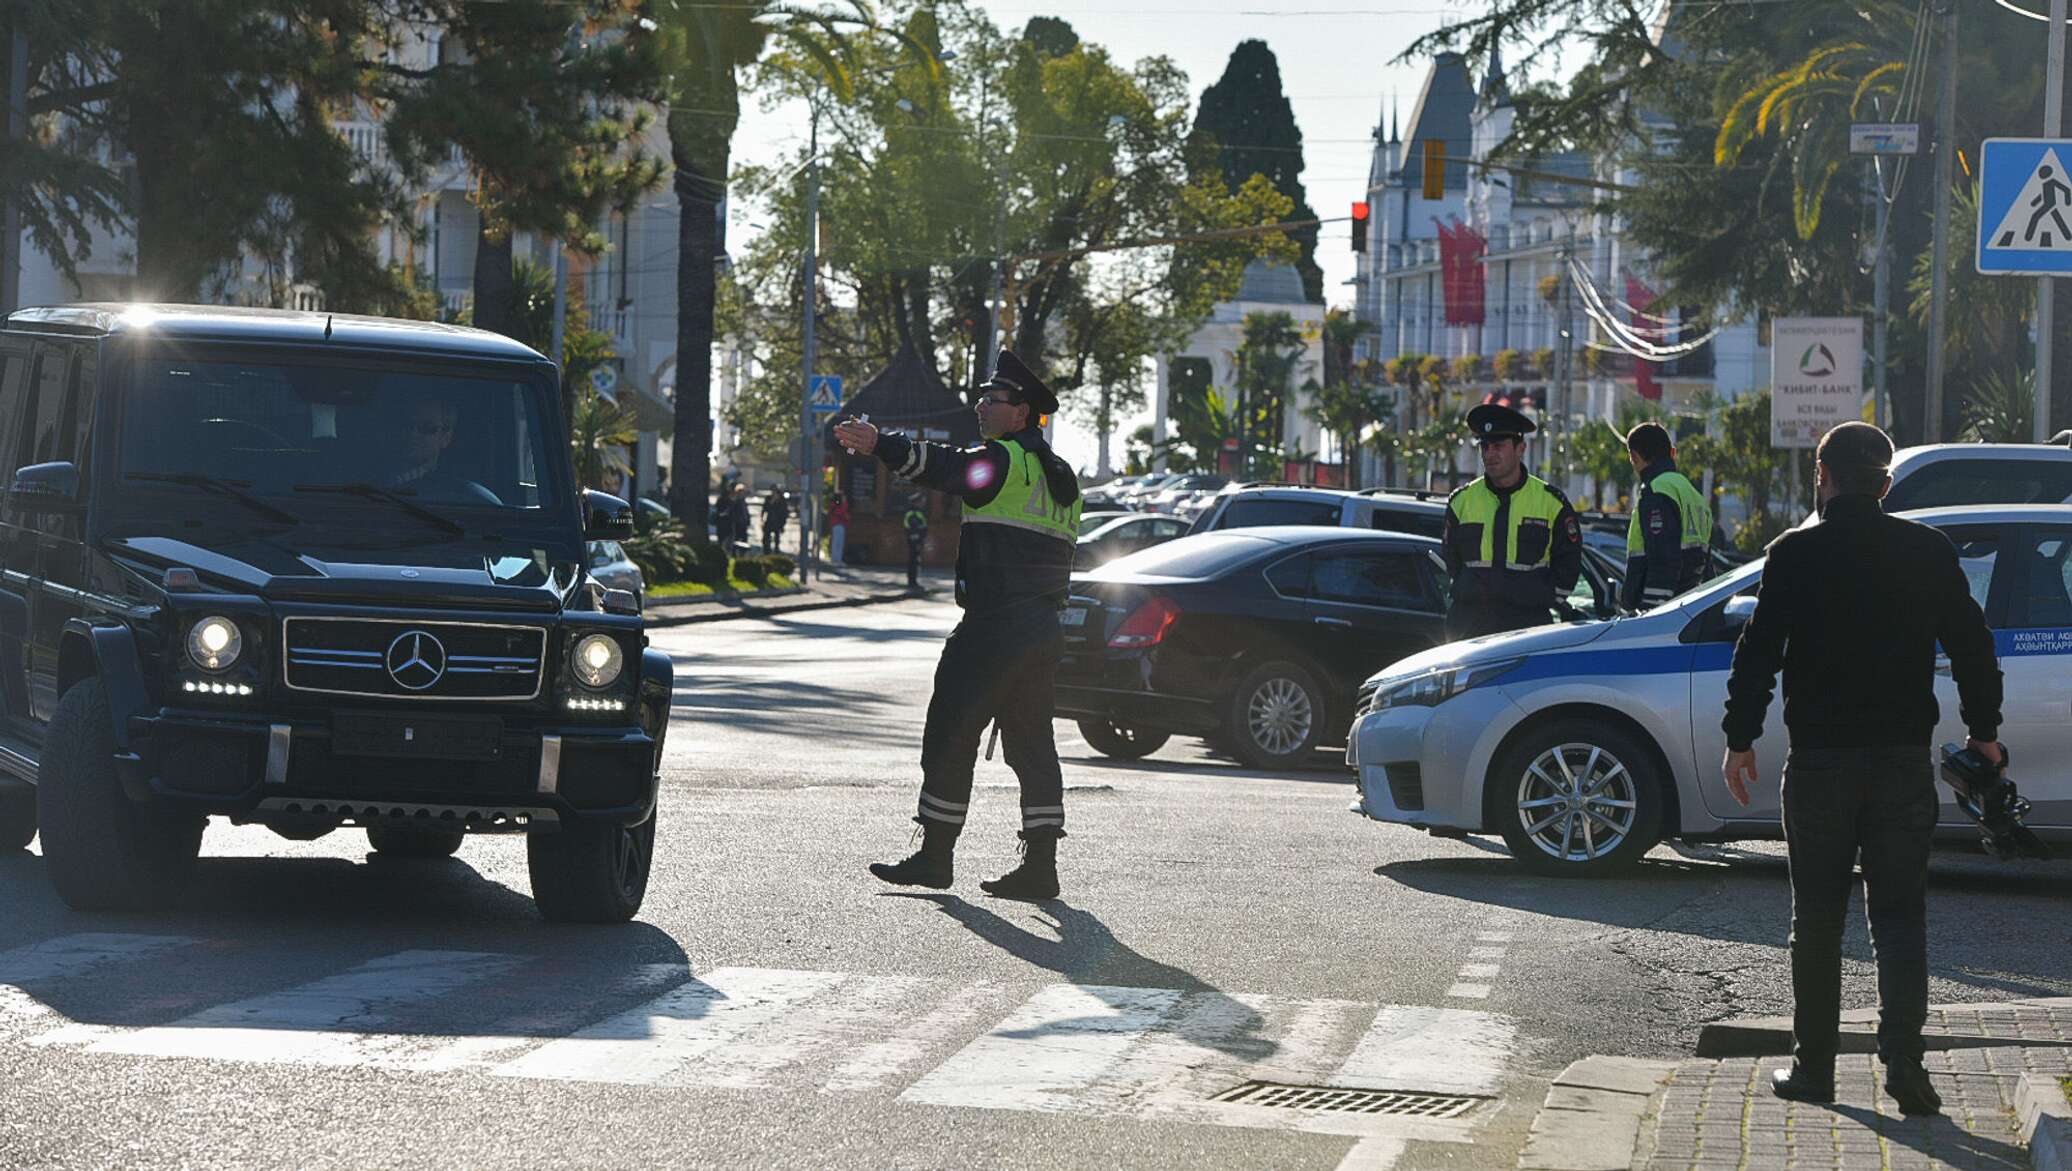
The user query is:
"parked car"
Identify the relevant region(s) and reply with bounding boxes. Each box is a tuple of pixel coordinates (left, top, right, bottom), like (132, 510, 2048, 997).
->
(1058, 528, 1465, 771)
(1348, 503, 2072, 876)
(1190, 484, 1449, 540)
(0, 304, 672, 921)
(588, 539, 647, 609)
(1140, 474, 1229, 514)
(1880, 442, 2072, 510)
(1074, 513, 1191, 569)
(1081, 474, 1162, 512)
(1078, 509, 1136, 537)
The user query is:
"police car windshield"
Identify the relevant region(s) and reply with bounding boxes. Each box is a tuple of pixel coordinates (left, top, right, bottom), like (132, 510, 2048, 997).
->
(118, 357, 562, 514)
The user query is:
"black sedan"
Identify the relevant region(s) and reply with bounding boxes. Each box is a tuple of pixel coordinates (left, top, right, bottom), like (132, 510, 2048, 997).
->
(1056, 527, 1457, 770)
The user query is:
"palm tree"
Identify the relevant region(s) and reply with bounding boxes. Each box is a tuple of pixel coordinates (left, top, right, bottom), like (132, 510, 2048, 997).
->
(571, 386, 643, 492)
(653, 0, 912, 537)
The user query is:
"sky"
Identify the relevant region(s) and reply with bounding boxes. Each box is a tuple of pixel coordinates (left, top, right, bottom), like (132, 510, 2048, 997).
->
(728, 1, 1482, 474)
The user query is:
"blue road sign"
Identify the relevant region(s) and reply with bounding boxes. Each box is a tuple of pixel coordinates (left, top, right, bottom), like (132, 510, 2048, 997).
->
(1978, 137, 2072, 274)
(807, 374, 844, 413)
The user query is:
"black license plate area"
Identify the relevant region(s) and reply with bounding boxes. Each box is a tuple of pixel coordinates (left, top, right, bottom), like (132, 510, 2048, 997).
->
(332, 713, 504, 761)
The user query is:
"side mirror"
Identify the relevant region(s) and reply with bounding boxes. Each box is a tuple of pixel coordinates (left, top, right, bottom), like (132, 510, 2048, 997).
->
(9, 461, 81, 513)
(1721, 594, 1758, 635)
(583, 489, 635, 541)
(602, 587, 640, 616)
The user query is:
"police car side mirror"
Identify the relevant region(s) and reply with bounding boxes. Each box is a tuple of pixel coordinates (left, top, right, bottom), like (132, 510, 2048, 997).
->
(1721, 594, 1758, 634)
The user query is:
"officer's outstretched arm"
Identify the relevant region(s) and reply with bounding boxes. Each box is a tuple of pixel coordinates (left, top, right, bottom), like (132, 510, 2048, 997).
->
(874, 432, 1013, 507)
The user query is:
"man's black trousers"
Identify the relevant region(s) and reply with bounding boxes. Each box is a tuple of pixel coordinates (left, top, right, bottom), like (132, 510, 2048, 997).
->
(914, 609, 1065, 840)
(1781, 745, 1938, 1071)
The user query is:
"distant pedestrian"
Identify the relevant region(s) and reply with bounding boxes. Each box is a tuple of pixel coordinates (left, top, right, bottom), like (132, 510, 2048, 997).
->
(902, 496, 929, 588)
(721, 483, 752, 556)
(829, 494, 851, 566)
(761, 488, 791, 554)
(1722, 422, 2003, 1118)
(712, 480, 735, 547)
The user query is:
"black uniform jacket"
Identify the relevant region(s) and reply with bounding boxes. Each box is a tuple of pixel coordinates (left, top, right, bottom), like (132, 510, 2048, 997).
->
(1440, 470, 1584, 639)
(1722, 493, 2002, 753)
(874, 424, 1080, 617)
(1622, 458, 1707, 610)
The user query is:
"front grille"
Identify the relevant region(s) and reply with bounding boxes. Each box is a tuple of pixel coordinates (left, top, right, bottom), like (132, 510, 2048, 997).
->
(1385, 762, 1425, 811)
(284, 617, 545, 701)
(1354, 679, 1383, 717)
(1211, 1082, 1480, 1118)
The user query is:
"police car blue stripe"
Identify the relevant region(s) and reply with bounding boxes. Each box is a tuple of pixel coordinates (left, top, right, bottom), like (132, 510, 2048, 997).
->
(1500, 628, 2065, 691)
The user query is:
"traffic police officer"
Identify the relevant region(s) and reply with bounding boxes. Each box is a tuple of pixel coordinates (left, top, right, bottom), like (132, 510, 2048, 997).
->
(1622, 421, 1714, 610)
(1441, 402, 1585, 640)
(833, 350, 1082, 900)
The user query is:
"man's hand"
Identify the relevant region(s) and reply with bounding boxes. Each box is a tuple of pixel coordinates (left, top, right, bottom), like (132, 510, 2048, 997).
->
(1968, 739, 2005, 769)
(833, 418, 879, 455)
(1722, 748, 1757, 807)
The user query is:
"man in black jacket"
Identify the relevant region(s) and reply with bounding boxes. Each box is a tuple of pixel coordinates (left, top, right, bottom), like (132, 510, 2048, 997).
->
(834, 350, 1082, 900)
(1722, 422, 2003, 1116)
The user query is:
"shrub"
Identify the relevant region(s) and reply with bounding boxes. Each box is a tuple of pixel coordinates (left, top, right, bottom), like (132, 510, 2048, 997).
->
(625, 534, 727, 586)
(763, 553, 797, 578)
(1491, 348, 1525, 381)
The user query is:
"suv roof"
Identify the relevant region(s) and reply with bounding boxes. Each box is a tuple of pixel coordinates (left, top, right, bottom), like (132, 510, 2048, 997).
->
(4, 303, 547, 364)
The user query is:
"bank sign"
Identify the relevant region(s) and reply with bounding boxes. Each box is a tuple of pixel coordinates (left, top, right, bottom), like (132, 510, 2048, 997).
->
(1770, 317, 1863, 449)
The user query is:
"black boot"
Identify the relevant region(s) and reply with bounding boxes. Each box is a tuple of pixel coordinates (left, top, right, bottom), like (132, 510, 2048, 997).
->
(1883, 1056, 1942, 1116)
(980, 835, 1059, 901)
(1769, 1062, 1834, 1104)
(869, 825, 955, 890)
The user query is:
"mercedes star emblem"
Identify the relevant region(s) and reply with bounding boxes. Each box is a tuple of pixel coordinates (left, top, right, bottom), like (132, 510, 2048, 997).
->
(385, 630, 447, 690)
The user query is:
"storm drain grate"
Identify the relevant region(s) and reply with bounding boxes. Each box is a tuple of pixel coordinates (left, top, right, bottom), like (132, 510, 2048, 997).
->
(1210, 1082, 1481, 1118)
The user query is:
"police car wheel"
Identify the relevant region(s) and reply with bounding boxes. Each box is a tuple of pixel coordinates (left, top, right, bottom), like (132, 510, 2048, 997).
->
(1492, 720, 1664, 876)
(1077, 720, 1171, 760)
(365, 823, 465, 859)
(1226, 660, 1327, 770)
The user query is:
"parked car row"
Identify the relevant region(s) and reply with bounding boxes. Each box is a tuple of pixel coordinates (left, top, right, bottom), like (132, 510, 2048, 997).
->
(1062, 440, 2072, 875)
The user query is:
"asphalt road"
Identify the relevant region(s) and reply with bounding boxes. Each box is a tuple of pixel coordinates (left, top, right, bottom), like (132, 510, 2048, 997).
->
(3, 595, 2069, 1170)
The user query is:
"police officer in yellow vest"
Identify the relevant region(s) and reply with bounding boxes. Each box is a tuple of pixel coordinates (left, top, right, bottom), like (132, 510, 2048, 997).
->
(1442, 402, 1585, 640)
(1622, 421, 1714, 610)
(833, 350, 1082, 900)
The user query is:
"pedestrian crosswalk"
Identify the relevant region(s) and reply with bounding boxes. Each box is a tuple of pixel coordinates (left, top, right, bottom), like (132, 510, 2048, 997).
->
(0, 933, 1518, 1142)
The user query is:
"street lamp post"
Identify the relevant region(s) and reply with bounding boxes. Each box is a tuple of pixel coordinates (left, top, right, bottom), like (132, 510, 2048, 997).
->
(2038, 0, 2068, 442)
(797, 99, 822, 586)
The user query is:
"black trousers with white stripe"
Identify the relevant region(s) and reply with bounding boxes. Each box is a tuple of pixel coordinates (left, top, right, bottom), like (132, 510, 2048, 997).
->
(915, 608, 1066, 841)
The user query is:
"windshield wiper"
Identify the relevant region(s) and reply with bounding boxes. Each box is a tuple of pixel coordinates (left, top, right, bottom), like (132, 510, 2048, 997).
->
(292, 481, 466, 537)
(127, 472, 299, 525)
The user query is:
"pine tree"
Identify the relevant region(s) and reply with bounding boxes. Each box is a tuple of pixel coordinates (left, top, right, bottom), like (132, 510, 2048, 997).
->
(1190, 40, 1321, 303)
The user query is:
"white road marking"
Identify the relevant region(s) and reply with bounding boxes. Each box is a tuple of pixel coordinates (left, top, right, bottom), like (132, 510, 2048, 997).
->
(0, 934, 196, 1036)
(495, 967, 846, 1086)
(1335, 1137, 1408, 1171)
(1457, 963, 1501, 980)
(1469, 947, 1507, 960)
(1443, 983, 1492, 1000)
(49, 950, 523, 1067)
(1333, 1004, 1514, 1096)
(1474, 932, 1514, 944)
(823, 980, 1014, 1093)
(398, 962, 691, 1073)
(901, 984, 1183, 1112)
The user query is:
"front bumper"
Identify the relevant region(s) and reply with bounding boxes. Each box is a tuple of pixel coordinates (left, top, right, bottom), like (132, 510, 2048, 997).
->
(119, 708, 659, 830)
(1347, 688, 1520, 831)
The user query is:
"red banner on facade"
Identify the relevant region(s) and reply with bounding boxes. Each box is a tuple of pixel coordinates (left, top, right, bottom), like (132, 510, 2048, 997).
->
(1437, 218, 1486, 326)
(1625, 274, 1661, 401)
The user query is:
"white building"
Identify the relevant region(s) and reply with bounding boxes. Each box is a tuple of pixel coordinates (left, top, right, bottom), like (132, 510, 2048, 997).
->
(1151, 260, 1328, 477)
(1353, 45, 1770, 496)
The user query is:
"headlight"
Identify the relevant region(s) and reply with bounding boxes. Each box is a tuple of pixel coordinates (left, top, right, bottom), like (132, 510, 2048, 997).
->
(1372, 657, 1523, 711)
(186, 616, 243, 672)
(572, 634, 624, 689)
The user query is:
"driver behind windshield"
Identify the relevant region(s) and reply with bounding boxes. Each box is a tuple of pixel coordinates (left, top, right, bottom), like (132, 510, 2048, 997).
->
(387, 395, 499, 505)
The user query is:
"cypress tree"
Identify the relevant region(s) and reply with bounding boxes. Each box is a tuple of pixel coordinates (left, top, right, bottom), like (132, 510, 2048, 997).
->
(1191, 40, 1321, 303)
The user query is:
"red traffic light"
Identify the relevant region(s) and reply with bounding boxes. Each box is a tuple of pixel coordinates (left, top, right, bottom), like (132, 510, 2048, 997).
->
(1351, 201, 1370, 221)
(1351, 201, 1371, 253)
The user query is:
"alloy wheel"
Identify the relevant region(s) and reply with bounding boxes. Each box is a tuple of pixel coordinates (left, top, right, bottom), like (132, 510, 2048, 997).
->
(1514, 742, 1640, 864)
(1247, 677, 1315, 758)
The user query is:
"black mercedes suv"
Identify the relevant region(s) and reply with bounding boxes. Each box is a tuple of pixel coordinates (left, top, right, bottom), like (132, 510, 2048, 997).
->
(0, 304, 672, 922)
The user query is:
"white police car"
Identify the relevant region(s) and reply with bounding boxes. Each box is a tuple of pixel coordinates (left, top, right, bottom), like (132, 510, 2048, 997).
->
(1349, 504, 2072, 875)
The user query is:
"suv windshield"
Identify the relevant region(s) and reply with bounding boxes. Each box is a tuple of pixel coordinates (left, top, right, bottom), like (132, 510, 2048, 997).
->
(117, 356, 560, 514)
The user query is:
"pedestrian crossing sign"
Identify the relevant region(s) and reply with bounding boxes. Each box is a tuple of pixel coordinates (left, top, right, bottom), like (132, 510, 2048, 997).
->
(807, 374, 843, 414)
(1977, 138, 2072, 274)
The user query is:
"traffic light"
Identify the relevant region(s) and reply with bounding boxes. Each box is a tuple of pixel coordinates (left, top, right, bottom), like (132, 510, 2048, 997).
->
(1422, 138, 1445, 200)
(1350, 201, 1370, 253)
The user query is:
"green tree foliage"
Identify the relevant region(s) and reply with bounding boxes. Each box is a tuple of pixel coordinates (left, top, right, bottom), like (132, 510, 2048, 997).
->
(571, 385, 641, 491)
(1231, 310, 1306, 478)
(1189, 40, 1321, 302)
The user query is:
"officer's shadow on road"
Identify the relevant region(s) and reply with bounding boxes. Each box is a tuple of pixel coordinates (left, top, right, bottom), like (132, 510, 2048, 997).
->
(883, 892, 1276, 1063)
(1827, 1105, 2028, 1170)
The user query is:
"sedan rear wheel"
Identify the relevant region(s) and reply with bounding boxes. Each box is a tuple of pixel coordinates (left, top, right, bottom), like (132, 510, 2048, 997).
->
(1493, 719, 1664, 876)
(1225, 660, 1327, 770)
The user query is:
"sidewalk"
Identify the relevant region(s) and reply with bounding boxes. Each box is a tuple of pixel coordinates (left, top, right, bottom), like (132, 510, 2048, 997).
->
(643, 562, 952, 627)
(1520, 1000, 2072, 1170)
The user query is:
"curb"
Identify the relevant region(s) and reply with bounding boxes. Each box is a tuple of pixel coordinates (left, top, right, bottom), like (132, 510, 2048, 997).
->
(1697, 999, 2072, 1059)
(1517, 1055, 1678, 1171)
(2020, 1072, 2072, 1171)
(643, 588, 922, 627)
